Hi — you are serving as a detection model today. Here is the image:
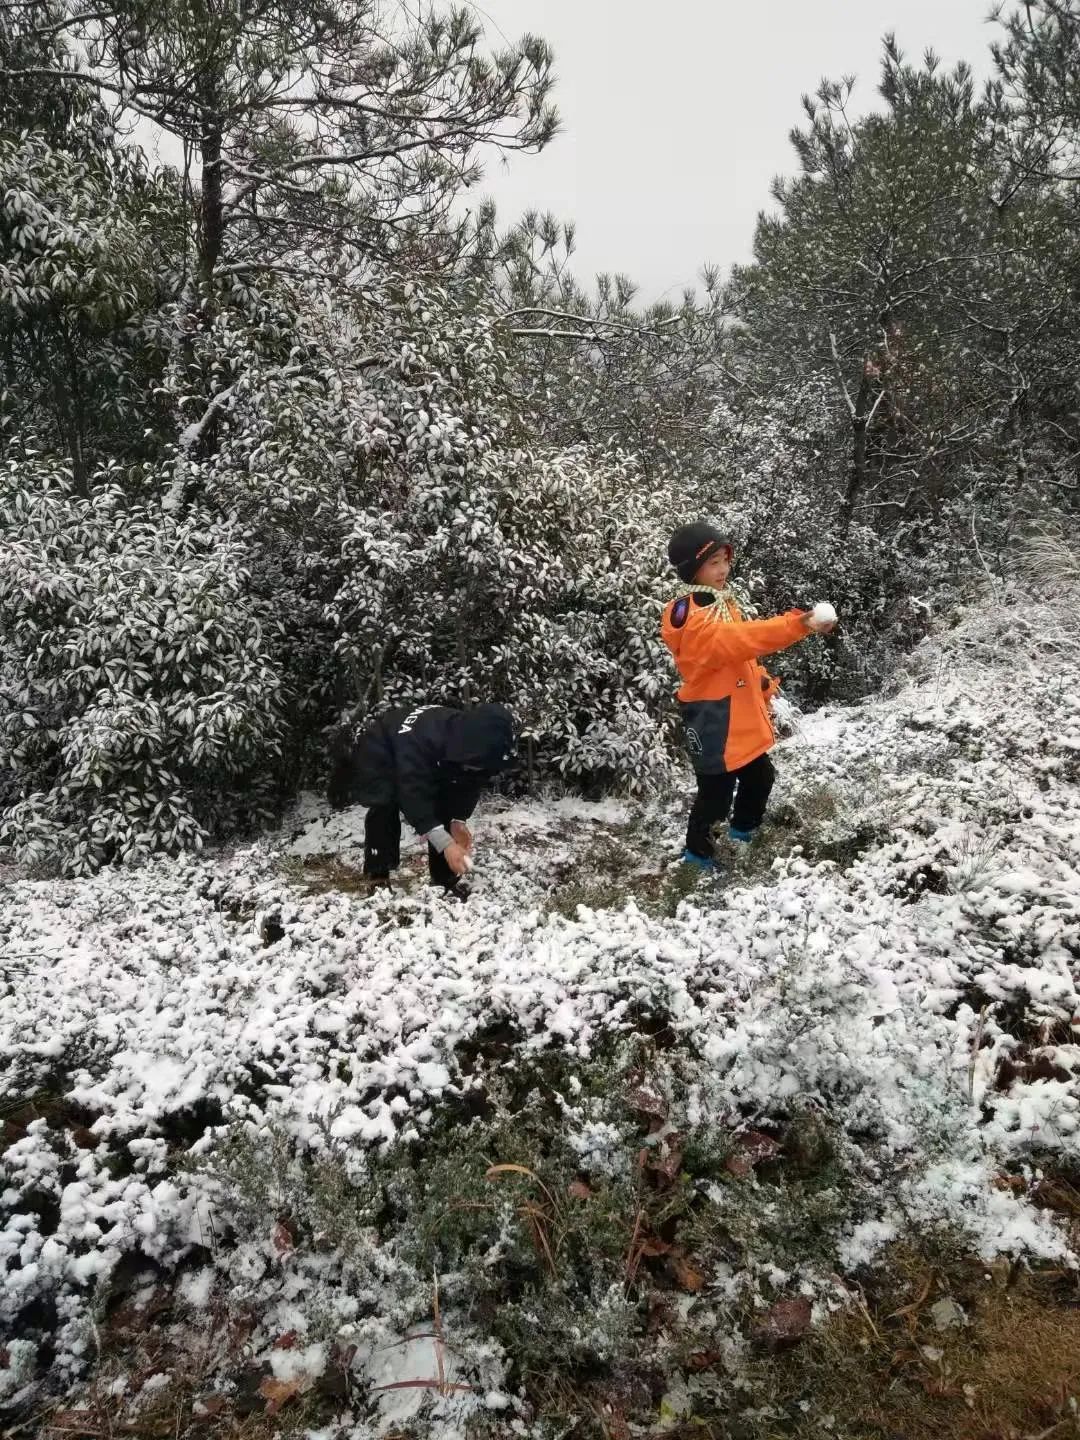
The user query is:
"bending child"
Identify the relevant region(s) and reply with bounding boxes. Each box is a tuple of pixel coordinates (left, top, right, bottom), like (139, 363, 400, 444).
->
(328, 702, 516, 898)
(661, 522, 836, 869)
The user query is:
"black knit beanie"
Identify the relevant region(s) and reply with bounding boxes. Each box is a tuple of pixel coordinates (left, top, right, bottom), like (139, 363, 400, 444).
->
(667, 522, 733, 584)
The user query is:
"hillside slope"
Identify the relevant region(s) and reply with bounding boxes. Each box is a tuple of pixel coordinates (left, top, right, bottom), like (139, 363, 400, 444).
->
(3, 596, 1080, 1437)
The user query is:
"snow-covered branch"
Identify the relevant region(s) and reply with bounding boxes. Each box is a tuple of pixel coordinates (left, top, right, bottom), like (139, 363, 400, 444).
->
(828, 331, 857, 417)
(177, 384, 240, 455)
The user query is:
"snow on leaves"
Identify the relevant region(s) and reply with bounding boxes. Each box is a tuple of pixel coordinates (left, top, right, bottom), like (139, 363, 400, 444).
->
(0, 463, 286, 873)
(1, 595, 1079, 1415)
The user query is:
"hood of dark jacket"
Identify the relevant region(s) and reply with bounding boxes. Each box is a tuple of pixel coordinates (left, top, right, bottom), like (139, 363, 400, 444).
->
(445, 703, 516, 773)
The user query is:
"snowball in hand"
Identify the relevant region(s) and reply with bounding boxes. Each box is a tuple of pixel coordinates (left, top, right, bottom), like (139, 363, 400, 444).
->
(812, 602, 837, 625)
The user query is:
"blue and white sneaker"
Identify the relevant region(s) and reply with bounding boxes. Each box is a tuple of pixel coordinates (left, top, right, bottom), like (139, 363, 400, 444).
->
(728, 825, 755, 845)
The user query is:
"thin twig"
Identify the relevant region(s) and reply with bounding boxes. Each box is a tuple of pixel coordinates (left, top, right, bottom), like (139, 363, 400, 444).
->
(432, 1270, 447, 1398)
(968, 1004, 990, 1105)
(1024, 1421, 1072, 1440)
(623, 1204, 645, 1290)
(828, 331, 856, 417)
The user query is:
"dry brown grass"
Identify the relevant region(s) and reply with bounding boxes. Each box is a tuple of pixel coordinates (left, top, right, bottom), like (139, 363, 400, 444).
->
(282, 853, 376, 894)
(747, 1247, 1080, 1440)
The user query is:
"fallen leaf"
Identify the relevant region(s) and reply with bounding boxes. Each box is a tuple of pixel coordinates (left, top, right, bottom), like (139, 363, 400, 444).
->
(685, 1350, 723, 1372)
(648, 1136, 684, 1183)
(192, 1395, 228, 1420)
(567, 1180, 592, 1200)
(886, 1269, 935, 1330)
(333, 1341, 358, 1369)
(485, 1162, 540, 1182)
(273, 1329, 299, 1349)
(889, 1346, 922, 1370)
(600, 1404, 631, 1440)
(646, 1295, 673, 1334)
(108, 1286, 172, 1332)
(752, 1295, 812, 1349)
(258, 1375, 303, 1415)
(670, 1250, 706, 1292)
(626, 1086, 667, 1119)
(229, 1311, 257, 1346)
(725, 1129, 781, 1176)
(2, 1119, 27, 1149)
(317, 1367, 350, 1402)
(638, 1235, 672, 1257)
(373, 1380, 474, 1395)
(920, 1376, 963, 1399)
(5, 1103, 40, 1129)
(930, 1296, 966, 1332)
(271, 1217, 296, 1257)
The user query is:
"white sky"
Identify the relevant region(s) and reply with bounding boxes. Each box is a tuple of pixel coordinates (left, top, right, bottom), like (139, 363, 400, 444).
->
(131, 1, 999, 300)
(466, 0, 997, 300)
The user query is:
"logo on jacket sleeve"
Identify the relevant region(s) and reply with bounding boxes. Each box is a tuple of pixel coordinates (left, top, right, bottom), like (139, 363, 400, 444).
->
(671, 597, 690, 628)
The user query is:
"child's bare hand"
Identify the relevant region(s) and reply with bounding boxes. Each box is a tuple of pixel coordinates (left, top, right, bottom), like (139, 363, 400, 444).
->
(444, 841, 470, 877)
(451, 821, 473, 853)
(803, 612, 838, 635)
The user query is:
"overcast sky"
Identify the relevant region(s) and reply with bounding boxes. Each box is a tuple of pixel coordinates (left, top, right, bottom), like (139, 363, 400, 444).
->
(467, 0, 997, 300)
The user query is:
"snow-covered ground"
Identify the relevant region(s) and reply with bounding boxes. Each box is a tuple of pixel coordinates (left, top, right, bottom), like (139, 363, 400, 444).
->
(3, 598, 1080, 1433)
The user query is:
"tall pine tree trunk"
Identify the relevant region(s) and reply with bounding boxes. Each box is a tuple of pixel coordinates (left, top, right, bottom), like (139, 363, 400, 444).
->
(198, 103, 225, 310)
(838, 367, 874, 541)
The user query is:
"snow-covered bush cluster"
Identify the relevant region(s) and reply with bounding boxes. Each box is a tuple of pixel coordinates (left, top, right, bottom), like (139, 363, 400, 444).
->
(160, 275, 683, 800)
(0, 462, 286, 873)
(2, 592, 1079, 1432)
(316, 279, 680, 789)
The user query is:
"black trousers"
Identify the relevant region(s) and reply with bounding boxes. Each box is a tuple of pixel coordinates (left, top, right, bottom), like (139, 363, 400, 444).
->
(364, 804, 458, 889)
(685, 753, 775, 859)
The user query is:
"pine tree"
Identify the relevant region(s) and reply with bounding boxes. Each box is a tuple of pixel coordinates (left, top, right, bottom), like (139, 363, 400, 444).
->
(0, 11, 182, 481)
(1, 0, 557, 304)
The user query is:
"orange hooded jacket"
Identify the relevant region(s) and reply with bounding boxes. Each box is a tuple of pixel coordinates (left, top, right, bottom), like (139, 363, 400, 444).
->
(660, 591, 808, 774)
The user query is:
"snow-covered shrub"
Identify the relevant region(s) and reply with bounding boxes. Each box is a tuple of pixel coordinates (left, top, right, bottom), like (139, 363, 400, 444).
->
(191, 1042, 866, 1420)
(306, 277, 684, 791)
(6, 584, 1080, 1418)
(706, 385, 935, 702)
(333, 444, 680, 791)
(0, 458, 286, 873)
(157, 275, 687, 795)
(1013, 523, 1080, 657)
(0, 130, 146, 332)
(161, 294, 366, 776)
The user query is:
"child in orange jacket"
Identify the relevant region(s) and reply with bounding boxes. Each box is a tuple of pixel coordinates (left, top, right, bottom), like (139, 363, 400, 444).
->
(661, 522, 836, 868)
